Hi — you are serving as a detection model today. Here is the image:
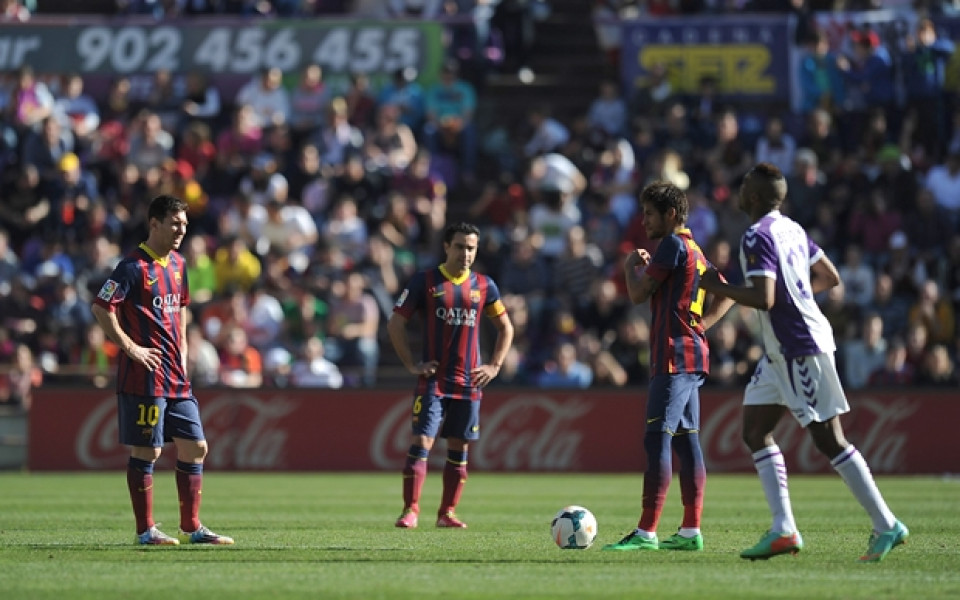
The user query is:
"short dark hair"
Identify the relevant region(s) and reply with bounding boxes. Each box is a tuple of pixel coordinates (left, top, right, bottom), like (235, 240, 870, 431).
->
(148, 194, 188, 223)
(640, 181, 688, 224)
(444, 222, 480, 244)
(744, 162, 788, 210)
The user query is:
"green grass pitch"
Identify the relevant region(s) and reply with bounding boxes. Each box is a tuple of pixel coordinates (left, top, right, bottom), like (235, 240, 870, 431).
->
(1, 472, 958, 599)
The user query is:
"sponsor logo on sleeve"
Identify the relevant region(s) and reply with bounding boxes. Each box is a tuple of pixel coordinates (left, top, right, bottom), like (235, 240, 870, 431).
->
(98, 280, 120, 301)
(395, 289, 409, 308)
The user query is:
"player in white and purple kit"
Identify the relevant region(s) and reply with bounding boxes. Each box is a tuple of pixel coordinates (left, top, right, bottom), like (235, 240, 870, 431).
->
(700, 163, 908, 563)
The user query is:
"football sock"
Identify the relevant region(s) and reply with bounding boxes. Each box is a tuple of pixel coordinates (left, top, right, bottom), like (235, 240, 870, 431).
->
(673, 432, 706, 529)
(439, 449, 468, 514)
(176, 461, 203, 533)
(127, 457, 155, 533)
(633, 528, 657, 540)
(752, 445, 797, 534)
(402, 445, 429, 512)
(831, 445, 897, 532)
(638, 431, 671, 533)
(678, 527, 701, 537)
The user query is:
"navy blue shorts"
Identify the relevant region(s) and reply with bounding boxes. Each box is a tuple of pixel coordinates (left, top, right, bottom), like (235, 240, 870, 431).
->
(645, 373, 705, 434)
(410, 393, 480, 441)
(117, 393, 205, 447)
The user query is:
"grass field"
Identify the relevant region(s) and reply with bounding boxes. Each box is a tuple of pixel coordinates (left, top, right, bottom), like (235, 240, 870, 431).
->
(1, 472, 958, 599)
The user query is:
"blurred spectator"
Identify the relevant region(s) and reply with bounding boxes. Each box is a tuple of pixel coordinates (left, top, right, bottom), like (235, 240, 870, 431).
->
(0, 343, 42, 410)
(261, 196, 319, 272)
(535, 341, 593, 389)
(72, 322, 118, 388)
(867, 337, 915, 387)
(378, 67, 426, 134)
(1, 0, 30, 21)
(364, 103, 418, 172)
(908, 280, 955, 346)
(215, 104, 263, 178)
(127, 110, 173, 174)
(754, 115, 797, 176)
(236, 67, 291, 129)
(344, 72, 377, 131)
(836, 28, 896, 152)
(218, 325, 263, 388)
(607, 312, 651, 385)
(903, 187, 954, 276)
(178, 70, 220, 137)
(290, 63, 330, 142)
(837, 244, 875, 309)
(587, 80, 627, 141)
(186, 321, 220, 388)
(423, 59, 477, 181)
(798, 109, 842, 176)
(590, 138, 638, 228)
(324, 272, 380, 387)
(290, 337, 344, 389)
(54, 73, 100, 153)
(706, 320, 754, 388)
(629, 62, 673, 122)
(281, 289, 328, 348)
(22, 116, 74, 196)
(553, 225, 604, 312)
(905, 321, 930, 372)
(798, 30, 845, 115)
(0, 165, 48, 250)
(213, 236, 262, 293)
(9, 66, 54, 135)
(322, 196, 369, 265)
(902, 18, 955, 162)
(842, 312, 887, 390)
(923, 149, 960, 228)
(916, 343, 958, 387)
(316, 97, 364, 172)
(847, 186, 902, 259)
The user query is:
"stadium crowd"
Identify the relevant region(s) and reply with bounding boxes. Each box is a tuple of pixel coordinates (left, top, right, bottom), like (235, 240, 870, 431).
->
(2, 0, 960, 410)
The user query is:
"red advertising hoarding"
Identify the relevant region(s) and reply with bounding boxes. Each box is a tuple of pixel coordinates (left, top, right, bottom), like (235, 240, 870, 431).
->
(28, 388, 959, 474)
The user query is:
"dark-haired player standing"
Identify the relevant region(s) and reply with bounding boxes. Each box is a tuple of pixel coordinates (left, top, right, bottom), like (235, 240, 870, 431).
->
(388, 222, 514, 529)
(604, 181, 733, 552)
(92, 194, 233, 546)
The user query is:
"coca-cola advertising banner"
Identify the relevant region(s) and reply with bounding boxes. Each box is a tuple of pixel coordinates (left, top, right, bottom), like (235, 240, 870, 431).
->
(28, 389, 958, 473)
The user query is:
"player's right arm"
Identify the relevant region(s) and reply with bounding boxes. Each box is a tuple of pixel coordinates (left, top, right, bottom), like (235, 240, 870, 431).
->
(90, 303, 163, 371)
(700, 271, 776, 311)
(622, 248, 658, 304)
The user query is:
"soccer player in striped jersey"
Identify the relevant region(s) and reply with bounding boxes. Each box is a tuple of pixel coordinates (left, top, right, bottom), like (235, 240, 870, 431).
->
(387, 222, 514, 529)
(699, 163, 908, 562)
(91, 195, 233, 546)
(604, 181, 733, 553)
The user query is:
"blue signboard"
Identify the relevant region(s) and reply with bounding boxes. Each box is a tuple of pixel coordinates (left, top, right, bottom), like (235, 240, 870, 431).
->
(620, 15, 792, 103)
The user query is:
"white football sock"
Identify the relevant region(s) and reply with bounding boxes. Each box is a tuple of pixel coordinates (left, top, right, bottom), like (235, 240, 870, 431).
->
(753, 445, 797, 534)
(831, 445, 897, 532)
(633, 528, 656, 540)
(678, 527, 701, 538)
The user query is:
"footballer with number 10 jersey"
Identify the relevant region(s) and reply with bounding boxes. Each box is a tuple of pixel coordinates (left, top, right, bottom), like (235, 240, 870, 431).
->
(93, 242, 192, 399)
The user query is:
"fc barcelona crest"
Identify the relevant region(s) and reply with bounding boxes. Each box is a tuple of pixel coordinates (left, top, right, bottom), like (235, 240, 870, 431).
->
(470, 289, 482, 304)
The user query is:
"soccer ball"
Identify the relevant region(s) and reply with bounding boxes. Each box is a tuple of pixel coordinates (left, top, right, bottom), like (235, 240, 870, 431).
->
(551, 505, 597, 549)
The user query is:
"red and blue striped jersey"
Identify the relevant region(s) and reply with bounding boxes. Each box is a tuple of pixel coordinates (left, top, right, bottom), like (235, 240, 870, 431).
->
(393, 265, 506, 401)
(92, 243, 193, 398)
(643, 228, 712, 375)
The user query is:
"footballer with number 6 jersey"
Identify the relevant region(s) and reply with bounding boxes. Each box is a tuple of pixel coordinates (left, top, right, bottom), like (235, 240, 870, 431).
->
(604, 181, 734, 553)
(91, 195, 233, 547)
(387, 222, 514, 530)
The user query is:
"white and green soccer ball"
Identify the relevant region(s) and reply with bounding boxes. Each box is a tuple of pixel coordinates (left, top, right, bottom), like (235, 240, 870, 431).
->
(551, 505, 598, 549)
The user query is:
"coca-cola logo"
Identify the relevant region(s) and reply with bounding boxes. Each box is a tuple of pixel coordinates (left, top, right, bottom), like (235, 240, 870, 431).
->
(76, 393, 297, 470)
(369, 394, 592, 471)
(702, 396, 917, 473)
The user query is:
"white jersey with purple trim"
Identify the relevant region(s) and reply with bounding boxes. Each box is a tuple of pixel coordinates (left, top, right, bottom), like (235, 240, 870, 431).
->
(739, 210, 836, 360)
